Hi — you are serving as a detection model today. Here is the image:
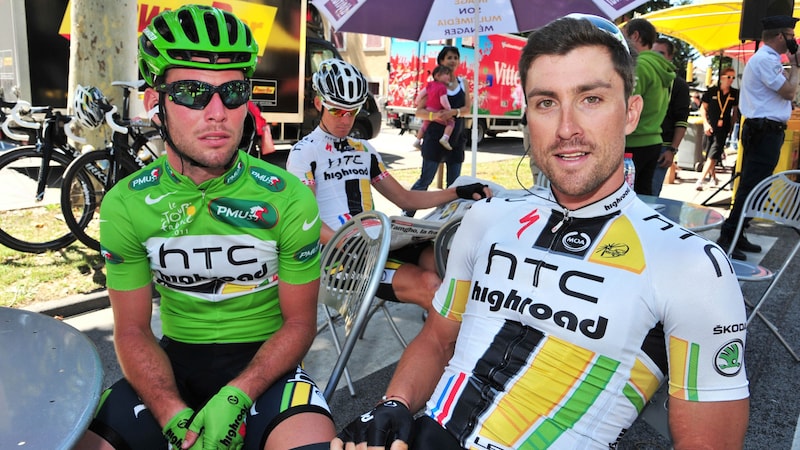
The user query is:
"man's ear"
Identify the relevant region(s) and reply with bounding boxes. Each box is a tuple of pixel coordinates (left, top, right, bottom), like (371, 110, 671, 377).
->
(625, 95, 643, 136)
(143, 88, 161, 126)
(313, 95, 323, 113)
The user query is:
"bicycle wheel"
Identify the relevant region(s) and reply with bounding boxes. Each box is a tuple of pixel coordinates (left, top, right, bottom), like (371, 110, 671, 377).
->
(61, 148, 141, 252)
(0, 146, 80, 253)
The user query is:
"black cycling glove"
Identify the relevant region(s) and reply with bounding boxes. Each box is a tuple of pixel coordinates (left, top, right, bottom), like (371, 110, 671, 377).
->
(336, 400, 413, 447)
(455, 183, 489, 200)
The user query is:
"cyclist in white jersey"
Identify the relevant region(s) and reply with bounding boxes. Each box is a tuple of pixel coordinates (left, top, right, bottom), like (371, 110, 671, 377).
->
(333, 15, 749, 450)
(287, 59, 491, 311)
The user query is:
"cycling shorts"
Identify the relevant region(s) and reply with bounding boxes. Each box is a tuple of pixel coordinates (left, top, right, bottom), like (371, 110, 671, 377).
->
(376, 242, 430, 302)
(90, 337, 331, 449)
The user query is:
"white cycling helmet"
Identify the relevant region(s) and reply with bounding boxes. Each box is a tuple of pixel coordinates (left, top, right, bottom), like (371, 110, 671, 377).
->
(312, 59, 368, 109)
(74, 85, 108, 129)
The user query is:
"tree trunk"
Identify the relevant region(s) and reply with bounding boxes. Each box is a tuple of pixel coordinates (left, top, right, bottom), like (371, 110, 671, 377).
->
(68, 0, 137, 148)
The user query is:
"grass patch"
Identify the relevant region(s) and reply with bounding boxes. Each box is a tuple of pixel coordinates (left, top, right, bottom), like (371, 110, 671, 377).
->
(0, 155, 534, 308)
(0, 240, 105, 309)
(390, 155, 534, 190)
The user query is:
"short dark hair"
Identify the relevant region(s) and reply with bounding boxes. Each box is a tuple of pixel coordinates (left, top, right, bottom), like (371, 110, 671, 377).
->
(624, 18, 657, 48)
(654, 37, 675, 57)
(519, 17, 636, 99)
(432, 64, 452, 78)
(437, 46, 460, 65)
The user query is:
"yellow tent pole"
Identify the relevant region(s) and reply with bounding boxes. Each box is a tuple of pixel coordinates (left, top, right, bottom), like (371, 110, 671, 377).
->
(686, 60, 693, 83)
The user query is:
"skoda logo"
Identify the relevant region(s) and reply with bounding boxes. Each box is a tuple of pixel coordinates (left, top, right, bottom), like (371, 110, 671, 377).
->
(562, 231, 591, 252)
(714, 339, 744, 377)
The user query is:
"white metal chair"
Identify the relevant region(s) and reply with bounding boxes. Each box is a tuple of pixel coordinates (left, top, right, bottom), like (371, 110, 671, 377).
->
(318, 211, 408, 401)
(433, 216, 463, 277)
(725, 169, 800, 362)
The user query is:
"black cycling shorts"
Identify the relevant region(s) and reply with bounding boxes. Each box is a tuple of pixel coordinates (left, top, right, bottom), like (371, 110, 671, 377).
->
(90, 337, 331, 450)
(376, 241, 431, 302)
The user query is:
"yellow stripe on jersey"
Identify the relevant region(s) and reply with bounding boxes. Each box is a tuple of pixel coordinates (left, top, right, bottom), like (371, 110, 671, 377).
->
(359, 178, 373, 211)
(589, 215, 646, 274)
(439, 279, 471, 321)
(624, 358, 661, 412)
(477, 336, 617, 448)
(668, 336, 700, 401)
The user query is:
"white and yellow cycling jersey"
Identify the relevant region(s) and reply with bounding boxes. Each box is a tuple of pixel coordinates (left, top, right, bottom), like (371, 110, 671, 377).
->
(428, 183, 749, 449)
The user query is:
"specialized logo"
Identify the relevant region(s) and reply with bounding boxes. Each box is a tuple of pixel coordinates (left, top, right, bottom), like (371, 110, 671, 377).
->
(145, 191, 176, 205)
(517, 209, 540, 238)
(294, 241, 320, 262)
(250, 166, 286, 192)
(209, 198, 278, 229)
(100, 246, 124, 264)
(129, 167, 161, 191)
(562, 231, 591, 252)
(302, 214, 320, 231)
(714, 339, 744, 376)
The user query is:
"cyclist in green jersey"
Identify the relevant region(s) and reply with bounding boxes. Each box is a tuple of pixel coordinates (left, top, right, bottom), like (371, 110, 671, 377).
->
(76, 6, 334, 450)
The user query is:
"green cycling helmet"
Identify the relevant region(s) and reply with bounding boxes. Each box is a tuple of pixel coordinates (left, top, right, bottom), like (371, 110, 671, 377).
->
(138, 4, 258, 86)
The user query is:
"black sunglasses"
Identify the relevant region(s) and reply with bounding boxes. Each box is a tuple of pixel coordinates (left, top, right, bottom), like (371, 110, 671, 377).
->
(156, 80, 251, 110)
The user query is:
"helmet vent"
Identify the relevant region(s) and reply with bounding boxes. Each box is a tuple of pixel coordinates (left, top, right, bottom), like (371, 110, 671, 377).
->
(178, 8, 200, 44)
(153, 16, 175, 43)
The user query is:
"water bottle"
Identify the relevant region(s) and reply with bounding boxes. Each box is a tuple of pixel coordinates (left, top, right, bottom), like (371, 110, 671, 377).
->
(623, 153, 635, 188)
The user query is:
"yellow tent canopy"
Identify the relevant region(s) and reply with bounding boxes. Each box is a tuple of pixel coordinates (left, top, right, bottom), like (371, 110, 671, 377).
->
(639, 0, 800, 55)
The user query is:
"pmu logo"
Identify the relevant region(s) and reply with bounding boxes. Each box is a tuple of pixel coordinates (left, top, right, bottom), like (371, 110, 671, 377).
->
(294, 241, 320, 262)
(209, 198, 278, 229)
(714, 339, 744, 376)
(250, 167, 286, 192)
(224, 160, 245, 185)
(129, 167, 161, 190)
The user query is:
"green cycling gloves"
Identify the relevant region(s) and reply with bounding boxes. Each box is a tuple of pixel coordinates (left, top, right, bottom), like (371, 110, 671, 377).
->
(162, 407, 194, 448)
(188, 385, 253, 449)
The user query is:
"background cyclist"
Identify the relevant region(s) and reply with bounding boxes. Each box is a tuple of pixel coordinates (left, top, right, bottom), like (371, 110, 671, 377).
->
(333, 14, 749, 450)
(76, 6, 334, 450)
(286, 59, 491, 312)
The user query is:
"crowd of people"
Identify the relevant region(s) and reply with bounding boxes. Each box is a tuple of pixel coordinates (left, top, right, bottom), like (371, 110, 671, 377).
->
(73, 4, 800, 449)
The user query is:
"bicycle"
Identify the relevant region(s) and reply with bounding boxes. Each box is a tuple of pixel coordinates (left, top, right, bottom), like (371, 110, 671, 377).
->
(60, 82, 161, 252)
(0, 100, 94, 253)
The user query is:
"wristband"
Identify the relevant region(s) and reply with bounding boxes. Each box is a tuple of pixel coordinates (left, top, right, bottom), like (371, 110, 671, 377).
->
(429, 112, 433, 121)
(667, 146, 678, 154)
(455, 108, 460, 118)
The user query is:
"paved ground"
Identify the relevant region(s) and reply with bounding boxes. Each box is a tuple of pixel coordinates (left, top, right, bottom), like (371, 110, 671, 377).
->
(23, 126, 800, 449)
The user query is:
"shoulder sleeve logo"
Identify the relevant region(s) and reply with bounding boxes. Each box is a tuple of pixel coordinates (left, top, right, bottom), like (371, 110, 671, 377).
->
(714, 339, 744, 377)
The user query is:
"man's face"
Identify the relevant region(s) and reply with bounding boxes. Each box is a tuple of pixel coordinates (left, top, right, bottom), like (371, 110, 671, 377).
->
(145, 67, 247, 172)
(316, 96, 359, 138)
(652, 42, 672, 61)
(524, 45, 641, 208)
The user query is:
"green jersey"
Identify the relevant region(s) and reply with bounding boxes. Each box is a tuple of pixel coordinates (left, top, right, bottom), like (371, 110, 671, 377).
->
(100, 152, 321, 344)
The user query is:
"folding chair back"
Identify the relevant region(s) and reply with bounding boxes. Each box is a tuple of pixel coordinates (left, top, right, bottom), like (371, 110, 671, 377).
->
(433, 216, 462, 277)
(318, 211, 404, 400)
(726, 169, 800, 361)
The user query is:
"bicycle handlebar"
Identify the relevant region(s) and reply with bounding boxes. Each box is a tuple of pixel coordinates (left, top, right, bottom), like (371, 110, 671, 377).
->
(104, 105, 129, 135)
(65, 117, 87, 145)
(10, 100, 40, 130)
(1, 116, 30, 141)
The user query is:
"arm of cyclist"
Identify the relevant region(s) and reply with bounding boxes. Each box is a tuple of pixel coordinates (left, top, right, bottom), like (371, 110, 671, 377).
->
(333, 312, 460, 449)
(373, 174, 491, 212)
(109, 285, 191, 431)
(669, 397, 749, 449)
